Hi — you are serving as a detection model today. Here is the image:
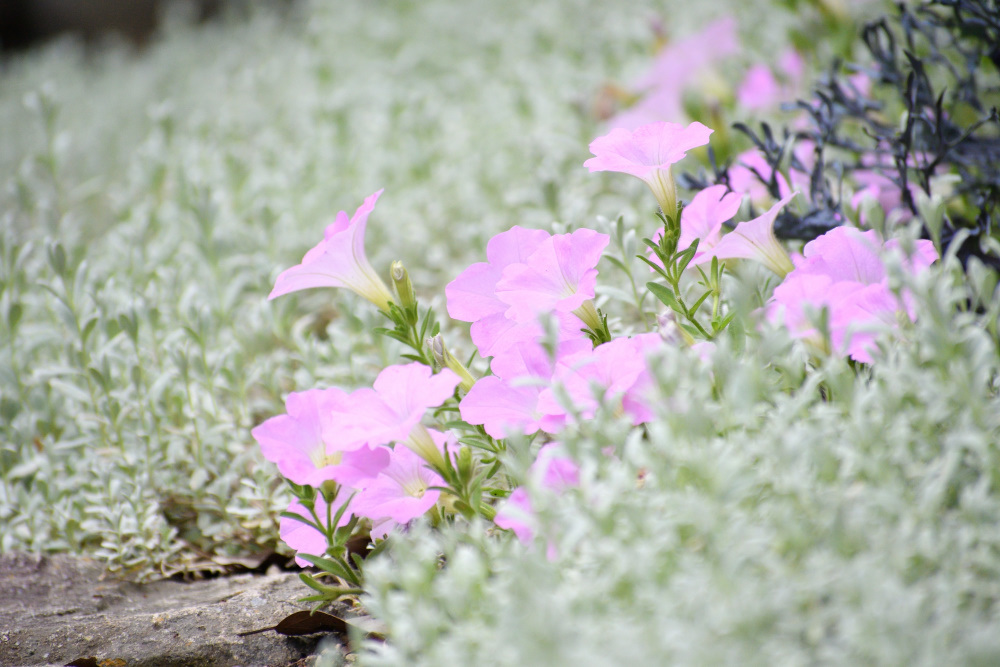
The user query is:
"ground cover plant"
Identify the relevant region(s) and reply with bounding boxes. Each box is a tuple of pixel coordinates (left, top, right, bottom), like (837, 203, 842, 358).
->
(2, 0, 999, 664)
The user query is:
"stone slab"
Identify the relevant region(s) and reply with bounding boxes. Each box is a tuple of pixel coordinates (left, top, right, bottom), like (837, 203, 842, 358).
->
(0, 553, 349, 667)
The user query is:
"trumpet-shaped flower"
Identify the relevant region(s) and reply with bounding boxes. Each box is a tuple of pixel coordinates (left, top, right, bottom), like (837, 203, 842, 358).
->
(536, 333, 662, 428)
(446, 226, 589, 357)
(351, 431, 450, 538)
(585, 121, 713, 216)
(769, 226, 938, 362)
(494, 228, 609, 327)
(252, 388, 389, 487)
(268, 189, 394, 311)
(494, 443, 579, 546)
(329, 363, 460, 469)
(711, 192, 797, 277)
(649, 185, 742, 268)
(280, 493, 353, 567)
(459, 337, 591, 438)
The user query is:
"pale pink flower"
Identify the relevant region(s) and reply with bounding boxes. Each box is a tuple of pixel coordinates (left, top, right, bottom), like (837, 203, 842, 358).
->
(494, 228, 609, 326)
(269, 189, 394, 311)
(648, 185, 742, 269)
(536, 333, 662, 428)
(252, 388, 387, 487)
(585, 121, 714, 216)
(611, 17, 740, 130)
(493, 487, 534, 542)
(737, 65, 782, 111)
(737, 50, 805, 111)
(280, 494, 353, 567)
(351, 432, 450, 538)
(768, 226, 938, 362)
(446, 226, 588, 357)
(494, 443, 579, 547)
(728, 150, 792, 206)
(459, 338, 591, 438)
(330, 363, 460, 470)
(711, 192, 798, 277)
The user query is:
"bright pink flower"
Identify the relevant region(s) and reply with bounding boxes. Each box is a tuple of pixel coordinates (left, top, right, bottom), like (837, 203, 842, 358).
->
(536, 333, 662, 428)
(494, 228, 609, 325)
(330, 363, 460, 469)
(585, 121, 713, 216)
(711, 192, 798, 277)
(269, 189, 394, 311)
(649, 185, 742, 269)
(351, 431, 450, 538)
(252, 388, 387, 487)
(280, 494, 353, 567)
(769, 226, 938, 362)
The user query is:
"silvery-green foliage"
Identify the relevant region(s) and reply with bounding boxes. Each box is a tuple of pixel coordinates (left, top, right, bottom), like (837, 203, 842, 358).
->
(0, 0, 798, 578)
(359, 258, 1000, 665)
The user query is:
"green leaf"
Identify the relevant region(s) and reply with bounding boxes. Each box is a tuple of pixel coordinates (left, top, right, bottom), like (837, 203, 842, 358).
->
(646, 282, 681, 311)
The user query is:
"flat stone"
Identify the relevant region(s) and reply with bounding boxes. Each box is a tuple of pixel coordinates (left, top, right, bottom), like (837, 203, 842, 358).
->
(0, 553, 348, 667)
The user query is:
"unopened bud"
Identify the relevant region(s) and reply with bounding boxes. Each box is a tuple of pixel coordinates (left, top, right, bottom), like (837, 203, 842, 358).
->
(390, 260, 416, 311)
(657, 310, 695, 346)
(428, 334, 477, 393)
(319, 479, 340, 505)
(457, 446, 473, 480)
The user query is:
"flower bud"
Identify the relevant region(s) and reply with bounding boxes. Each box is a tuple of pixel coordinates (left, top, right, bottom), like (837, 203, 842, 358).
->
(657, 309, 695, 346)
(427, 334, 477, 393)
(456, 446, 473, 480)
(390, 260, 417, 312)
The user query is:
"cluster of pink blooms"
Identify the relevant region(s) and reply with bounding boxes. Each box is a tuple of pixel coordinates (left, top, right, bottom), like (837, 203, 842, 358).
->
(585, 119, 938, 363)
(252, 361, 460, 564)
(609, 17, 809, 131)
(257, 104, 939, 562)
(446, 225, 664, 441)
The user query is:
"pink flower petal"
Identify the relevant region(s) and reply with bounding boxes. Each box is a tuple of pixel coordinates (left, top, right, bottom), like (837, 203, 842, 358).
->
(711, 192, 797, 277)
(269, 189, 394, 311)
(495, 228, 609, 323)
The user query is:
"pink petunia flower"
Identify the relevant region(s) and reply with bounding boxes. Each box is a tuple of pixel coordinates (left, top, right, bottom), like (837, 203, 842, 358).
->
(494, 443, 580, 547)
(252, 388, 389, 487)
(446, 226, 588, 357)
(269, 189, 394, 311)
(611, 17, 740, 130)
(585, 121, 713, 217)
(711, 192, 798, 277)
(736, 49, 805, 111)
(329, 363, 460, 470)
(459, 337, 592, 438)
(728, 150, 793, 207)
(536, 333, 663, 428)
(494, 228, 610, 329)
(648, 184, 743, 269)
(768, 226, 938, 362)
(351, 431, 451, 538)
(280, 493, 354, 567)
